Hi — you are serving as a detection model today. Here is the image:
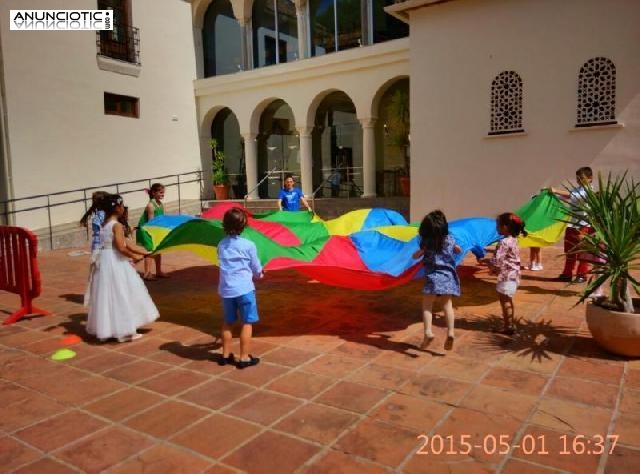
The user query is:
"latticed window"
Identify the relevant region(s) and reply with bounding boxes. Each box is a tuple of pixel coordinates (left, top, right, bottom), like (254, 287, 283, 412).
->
(489, 71, 524, 135)
(576, 57, 617, 127)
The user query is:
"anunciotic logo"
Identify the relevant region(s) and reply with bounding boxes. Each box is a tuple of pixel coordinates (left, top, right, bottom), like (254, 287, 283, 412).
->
(10, 10, 113, 31)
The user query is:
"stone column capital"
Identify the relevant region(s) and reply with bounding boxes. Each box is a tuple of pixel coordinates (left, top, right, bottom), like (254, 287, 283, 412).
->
(296, 126, 314, 138)
(359, 117, 377, 129)
(241, 132, 258, 141)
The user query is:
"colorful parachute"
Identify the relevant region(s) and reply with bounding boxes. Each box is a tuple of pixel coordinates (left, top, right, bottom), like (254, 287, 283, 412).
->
(515, 189, 568, 247)
(143, 192, 566, 290)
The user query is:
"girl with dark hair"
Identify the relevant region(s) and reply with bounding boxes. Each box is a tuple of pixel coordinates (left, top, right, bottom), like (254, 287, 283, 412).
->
(136, 183, 168, 280)
(490, 212, 528, 335)
(80, 190, 110, 254)
(412, 210, 461, 351)
(86, 194, 159, 342)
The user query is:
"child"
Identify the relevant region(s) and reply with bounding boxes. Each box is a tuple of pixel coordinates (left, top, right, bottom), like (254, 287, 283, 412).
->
(491, 213, 527, 335)
(278, 174, 312, 212)
(412, 210, 461, 351)
(86, 194, 159, 342)
(527, 247, 543, 271)
(550, 166, 594, 283)
(217, 207, 264, 368)
(136, 183, 168, 280)
(80, 190, 110, 256)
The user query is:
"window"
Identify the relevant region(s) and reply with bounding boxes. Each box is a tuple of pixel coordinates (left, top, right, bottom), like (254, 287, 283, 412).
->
(310, 0, 361, 57)
(252, 0, 298, 68)
(104, 92, 139, 118)
(203, 0, 242, 76)
(96, 0, 140, 65)
(576, 57, 617, 127)
(489, 71, 524, 135)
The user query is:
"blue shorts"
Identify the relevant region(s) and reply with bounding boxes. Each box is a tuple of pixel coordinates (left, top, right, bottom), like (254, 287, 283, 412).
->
(222, 291, 259, 325)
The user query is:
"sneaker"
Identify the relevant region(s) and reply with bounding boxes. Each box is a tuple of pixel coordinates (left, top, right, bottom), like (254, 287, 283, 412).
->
(237, 355, 260, 369)
(573, 275, 587, 283)
(557, 274, 572, 282)
(532, 263, 544, 271)
(217, 353, 235, 366)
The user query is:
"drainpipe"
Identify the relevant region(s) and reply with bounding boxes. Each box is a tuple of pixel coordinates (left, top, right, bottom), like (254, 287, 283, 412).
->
(0, 27, 15, 225)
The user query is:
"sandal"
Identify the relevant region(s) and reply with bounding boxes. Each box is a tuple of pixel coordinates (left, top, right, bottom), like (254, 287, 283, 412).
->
(444, 336, 454, 351)
(236, 355, 260, 369)
(217, 353, 235, 366)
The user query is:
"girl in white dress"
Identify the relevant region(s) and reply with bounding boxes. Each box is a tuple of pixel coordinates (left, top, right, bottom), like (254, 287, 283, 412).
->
(86, 194, 159, 342)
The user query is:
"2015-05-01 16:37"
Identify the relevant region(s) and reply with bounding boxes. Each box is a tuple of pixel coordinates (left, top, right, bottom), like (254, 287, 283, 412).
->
(416, 433, 619, 456)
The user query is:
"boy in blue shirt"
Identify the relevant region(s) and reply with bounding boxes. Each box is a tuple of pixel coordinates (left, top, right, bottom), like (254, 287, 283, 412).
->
(217, 207, 264, 368)
(278, 174, 312, 212)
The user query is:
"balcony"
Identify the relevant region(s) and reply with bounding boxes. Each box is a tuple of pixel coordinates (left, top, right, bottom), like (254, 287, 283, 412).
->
(96, 24, 140, 66)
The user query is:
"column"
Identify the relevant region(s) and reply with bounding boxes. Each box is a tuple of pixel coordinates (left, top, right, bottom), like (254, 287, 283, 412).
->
(297, 126, 313, 196)
(295, 0, 308, 60)
(243, 133, 259, 199)
(360, 118, 376, 198)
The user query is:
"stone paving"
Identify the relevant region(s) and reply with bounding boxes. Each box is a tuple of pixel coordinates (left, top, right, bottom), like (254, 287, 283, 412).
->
(0, 245, 639, 473)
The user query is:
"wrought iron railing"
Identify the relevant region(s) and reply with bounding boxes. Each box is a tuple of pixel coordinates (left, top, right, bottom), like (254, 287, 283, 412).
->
(0, 171, 202, 250)
(96, 24, 140, 65)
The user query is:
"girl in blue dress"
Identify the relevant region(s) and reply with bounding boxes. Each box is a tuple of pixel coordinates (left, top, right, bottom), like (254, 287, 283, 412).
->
(412, 210, 461, 351)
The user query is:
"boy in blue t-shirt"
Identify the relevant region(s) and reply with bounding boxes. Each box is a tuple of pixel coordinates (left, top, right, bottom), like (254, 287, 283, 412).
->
(278, 174, 312, 211)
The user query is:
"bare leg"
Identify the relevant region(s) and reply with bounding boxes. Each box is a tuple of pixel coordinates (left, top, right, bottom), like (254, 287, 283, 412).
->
(221, 323, 233, 357)
(499, 294, 515, 333)
(420, 294, 436, 349)
(442, 296, 455, 350)
(239, 323, 253, 361)
(155, 255, 168, 277)
(143, 256, 153, 278)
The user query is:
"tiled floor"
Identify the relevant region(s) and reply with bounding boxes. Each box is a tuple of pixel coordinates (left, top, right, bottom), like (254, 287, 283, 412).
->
(1, 246, 638, 473)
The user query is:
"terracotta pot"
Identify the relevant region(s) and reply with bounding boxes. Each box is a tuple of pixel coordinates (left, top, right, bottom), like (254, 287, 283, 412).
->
(213, 184, 230, 200)
(585, 299, 640, 357)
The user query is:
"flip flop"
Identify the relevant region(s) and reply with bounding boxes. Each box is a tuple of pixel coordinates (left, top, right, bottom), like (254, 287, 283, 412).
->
(444, 336, 454, 351)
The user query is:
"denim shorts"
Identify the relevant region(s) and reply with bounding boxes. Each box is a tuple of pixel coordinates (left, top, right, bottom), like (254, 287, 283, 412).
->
(222, 291, 259, 324)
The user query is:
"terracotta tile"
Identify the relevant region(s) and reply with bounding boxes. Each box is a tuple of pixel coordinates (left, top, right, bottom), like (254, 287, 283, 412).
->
(627, 369, 640, 389)
(348, 363, 416, 391)
(302, 353, 369, 378)
(329, 340, 388, 359)
(179, 379, 253, 410)
(70, 350, 137, 373)
(501, 458, 566, 473)
(462, 385, 538, 421)
(202, 463, 241, 474)
(170, 414, 261, 459)
(223, 390, 302, 426)
(0, 329, 53, 348)
(614, 411, 640, 448)
(0, 436, 41, 471)
(15, 410, 107, 452)
(262, 346, 319, 367)
(619, 387, 640, 414)
(305, 450, 390, 474)
(285, 334, 344, 353)
(265, 370, 335, 399)
(605, 445, 640, 473)
(530, 398, 612, 435)
(512, 426, 600, 473)
(110, 336, 164, 357)
(125, 400, 209, 439)
(148, 349, 193, 366)
(13, 457, 77, 474)
(183, 358, 236, 375)
(21, 336, 69, 356)
(84, 387, 164, 421)
(222, 362, 290, 387)
(0, 352, 71, 383)
(222, 430, 319, 473)
(422, 355, 491, 383)
(481, 367, 549, 396)
(0, 387, 67, 432)
(430, 407, 521, 464)
(109, 444, 214, 473)
(138, 368, 209, 396)
(316, 381, 388, 414)
(546, 376, 619, 409)
(56, 426, 153, 472)
(497, 350, 563, 375)
(335, 419, 419, 468)
(402, 455, 496, 474)
(369, 393, 450, 432)
(557, 357, 625, 385)
(274, 402, 359, 444)
(102, 359, 172, 384)
(400, 374, 472, 405)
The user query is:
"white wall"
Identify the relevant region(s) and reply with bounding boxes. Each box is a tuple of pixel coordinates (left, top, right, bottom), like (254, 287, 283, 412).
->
(409, 0, 640, 221)
(1, 0, 201, 229)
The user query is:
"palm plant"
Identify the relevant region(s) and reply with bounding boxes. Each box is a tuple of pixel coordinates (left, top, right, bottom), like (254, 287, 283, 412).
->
(564, 172, 640, 313)
(209, 138, 229, 185)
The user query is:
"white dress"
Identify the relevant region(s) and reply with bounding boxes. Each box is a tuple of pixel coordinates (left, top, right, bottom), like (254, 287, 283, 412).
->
(86, 220, 159, 340)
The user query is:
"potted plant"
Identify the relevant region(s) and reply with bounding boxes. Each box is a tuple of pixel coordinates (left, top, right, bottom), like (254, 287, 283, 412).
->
(210, 138, 230, 200)
(566, 172, 640, 356)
